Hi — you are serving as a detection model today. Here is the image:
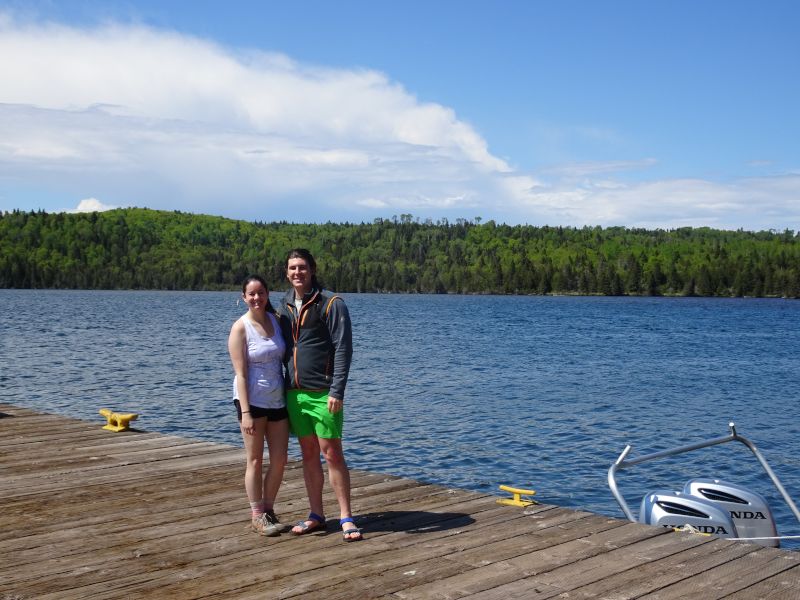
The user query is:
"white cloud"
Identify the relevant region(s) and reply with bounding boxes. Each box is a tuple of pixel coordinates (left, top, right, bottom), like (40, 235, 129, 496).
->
(512, 175, 800, 230)
(0, 15, 513, 218)
(542, 158, 658, 178)
(356, 197, 389, 209)
(70, 198, 117, 213)
(0, 13, 798, 231)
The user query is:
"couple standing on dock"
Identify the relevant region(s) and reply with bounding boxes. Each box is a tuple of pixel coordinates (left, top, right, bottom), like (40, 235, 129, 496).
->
(227, 248, 362, 542)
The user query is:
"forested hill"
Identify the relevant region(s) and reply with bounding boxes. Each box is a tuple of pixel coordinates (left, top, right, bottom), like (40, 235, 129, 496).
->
(1, 208, 799, 297)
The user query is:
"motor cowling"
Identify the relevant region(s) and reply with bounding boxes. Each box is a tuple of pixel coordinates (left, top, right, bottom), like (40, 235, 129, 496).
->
(639, 490, 737, 538)
(684, 478, 778, 547)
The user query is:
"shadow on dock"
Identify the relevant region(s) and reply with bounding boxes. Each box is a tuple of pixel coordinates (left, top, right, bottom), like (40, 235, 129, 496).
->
(1, 402, 798, 599)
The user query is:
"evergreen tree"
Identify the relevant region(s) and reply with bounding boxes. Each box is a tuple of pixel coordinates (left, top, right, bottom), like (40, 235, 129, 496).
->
(1, 208, 798, 298)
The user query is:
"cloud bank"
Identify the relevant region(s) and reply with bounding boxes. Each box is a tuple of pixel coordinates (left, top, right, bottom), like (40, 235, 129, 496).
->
(0, 14, 797, 231)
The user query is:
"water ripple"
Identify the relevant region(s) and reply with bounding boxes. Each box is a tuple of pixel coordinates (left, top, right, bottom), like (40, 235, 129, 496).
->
(2, 290, 799, 546)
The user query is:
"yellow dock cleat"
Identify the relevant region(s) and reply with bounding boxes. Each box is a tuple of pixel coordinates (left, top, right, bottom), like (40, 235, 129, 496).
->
(496, 484, 537, 507)
(99, 408, 139, 432)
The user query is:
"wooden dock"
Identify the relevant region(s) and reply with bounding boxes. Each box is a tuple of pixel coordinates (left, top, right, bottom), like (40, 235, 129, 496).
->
(1, 403, 799, 599)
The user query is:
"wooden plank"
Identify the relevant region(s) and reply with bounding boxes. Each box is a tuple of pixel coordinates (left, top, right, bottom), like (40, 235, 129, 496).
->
(0, 469, 397, 557)
(461, 534, 738, 599)
(0, 448, 245, 498)
(512, 532, 719, 596)
(0, 435, 220, 468)
(78, 495, 515, 600)
(0, 473, 426, 575)
(532, 536, 758, 599)
(0, 440, 240, 480)
(0, 465, 404, 541)
(3, 403, 799, 600)
(255, 508, 587, 600)
(0, 422, 167, 453)
(636, 546, 800, 600)
(23, 490, 493, 599)
(0, 403, 41, 416)
(0, 421, 139, 444)
(208, 509, 614, 600)
(0, 410, 113, 433)
(723, 564, 800, 600)
(0, 475, 466, 596)
(390, 521, 670, 599)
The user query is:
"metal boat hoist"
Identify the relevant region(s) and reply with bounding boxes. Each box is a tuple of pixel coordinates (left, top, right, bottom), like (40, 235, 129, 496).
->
(608, 422, 800, 546)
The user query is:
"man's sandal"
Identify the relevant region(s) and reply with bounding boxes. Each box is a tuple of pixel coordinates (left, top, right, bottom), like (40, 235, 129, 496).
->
(291, 512, 326, 535)
(340, 517, 363, 542)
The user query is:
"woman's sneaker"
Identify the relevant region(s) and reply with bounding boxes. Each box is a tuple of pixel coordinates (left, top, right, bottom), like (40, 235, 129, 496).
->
(265, 509, 292, 533)
(251, 513, 280, 537)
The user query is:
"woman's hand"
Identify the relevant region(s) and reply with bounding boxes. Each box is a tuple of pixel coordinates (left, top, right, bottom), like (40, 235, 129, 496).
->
(241, 412, 256, 435)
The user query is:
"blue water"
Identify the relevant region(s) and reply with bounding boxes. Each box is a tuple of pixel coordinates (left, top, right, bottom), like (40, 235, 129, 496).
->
(2, 290, 799, 545)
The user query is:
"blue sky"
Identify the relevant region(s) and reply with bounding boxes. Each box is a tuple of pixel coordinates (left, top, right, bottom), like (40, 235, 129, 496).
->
(1, 0, 798, 230)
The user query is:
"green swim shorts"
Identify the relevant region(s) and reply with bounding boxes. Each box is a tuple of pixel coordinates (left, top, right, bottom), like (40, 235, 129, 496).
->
(286, 389, 344, 439)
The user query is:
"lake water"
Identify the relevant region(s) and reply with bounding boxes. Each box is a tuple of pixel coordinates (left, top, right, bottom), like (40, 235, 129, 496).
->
(2, 290, 799, 546)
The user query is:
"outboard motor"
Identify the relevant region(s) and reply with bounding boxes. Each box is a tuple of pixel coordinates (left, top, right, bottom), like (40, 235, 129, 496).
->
(609, 425, 798, 549)
(639, 490, 737, 538)
(684, 478, 778, 547)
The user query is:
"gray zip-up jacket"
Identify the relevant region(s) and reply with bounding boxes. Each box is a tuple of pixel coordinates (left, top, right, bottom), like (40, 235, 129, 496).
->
(277, 288, 353, 400)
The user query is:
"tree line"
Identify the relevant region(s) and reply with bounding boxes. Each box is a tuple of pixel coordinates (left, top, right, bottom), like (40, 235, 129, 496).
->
(1, 208, 799, 298)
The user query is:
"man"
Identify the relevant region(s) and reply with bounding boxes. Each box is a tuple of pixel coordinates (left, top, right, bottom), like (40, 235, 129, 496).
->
(278, 248, 362, 541)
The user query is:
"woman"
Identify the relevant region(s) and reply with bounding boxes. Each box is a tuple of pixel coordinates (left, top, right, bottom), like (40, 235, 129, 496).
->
(277, 248, 362, 541)
(228, 275, 290, 537)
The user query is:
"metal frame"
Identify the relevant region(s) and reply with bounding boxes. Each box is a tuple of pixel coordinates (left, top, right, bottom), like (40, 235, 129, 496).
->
(607, 422, 800, 525)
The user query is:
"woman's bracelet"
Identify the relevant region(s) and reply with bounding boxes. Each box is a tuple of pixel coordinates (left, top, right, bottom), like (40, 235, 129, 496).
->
(241, 410, 250, 414)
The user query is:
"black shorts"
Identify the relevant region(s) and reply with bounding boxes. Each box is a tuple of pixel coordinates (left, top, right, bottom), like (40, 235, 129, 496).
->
(233, 400, 288, 422)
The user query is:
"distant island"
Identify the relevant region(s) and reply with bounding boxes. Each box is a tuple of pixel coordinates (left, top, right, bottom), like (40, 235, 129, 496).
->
(1, 208, 798, 298)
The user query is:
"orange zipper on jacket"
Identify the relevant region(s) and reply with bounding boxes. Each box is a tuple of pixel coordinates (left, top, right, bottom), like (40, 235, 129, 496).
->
(289, 290, 319, 389)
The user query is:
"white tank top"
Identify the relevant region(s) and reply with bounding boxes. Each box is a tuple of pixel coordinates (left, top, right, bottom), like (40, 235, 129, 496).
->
(232, 313, 285, 409)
